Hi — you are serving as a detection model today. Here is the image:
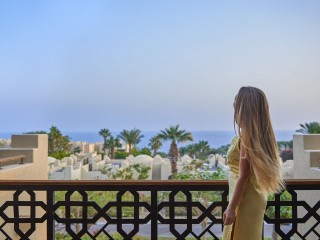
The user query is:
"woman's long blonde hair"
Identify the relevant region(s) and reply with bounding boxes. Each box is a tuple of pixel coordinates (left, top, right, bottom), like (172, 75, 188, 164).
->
(234, 86, 285, 194)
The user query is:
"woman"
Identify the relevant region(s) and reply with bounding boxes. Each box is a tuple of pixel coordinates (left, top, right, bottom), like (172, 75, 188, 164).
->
(222, 87, 285, 240)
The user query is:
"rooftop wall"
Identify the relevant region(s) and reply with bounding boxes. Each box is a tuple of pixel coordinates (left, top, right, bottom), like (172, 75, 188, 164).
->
(0, 134, 48, 240)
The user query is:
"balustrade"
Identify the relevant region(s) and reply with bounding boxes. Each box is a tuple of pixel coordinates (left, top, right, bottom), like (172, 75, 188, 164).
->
(0, 180, 319, 240)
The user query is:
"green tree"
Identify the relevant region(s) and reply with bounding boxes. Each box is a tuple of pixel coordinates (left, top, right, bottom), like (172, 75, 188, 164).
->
(296, 122, 320, 134)
(157, 152, 168, 158)
(114, 151, 129, 159)
(195, 141, 211, 160)
(280, 149, 293, 162)
(212, 144, 230, 156)
(180, 144, 196, 159)
(139, 147, 152, 156)
(105, 136, 122, 159)
(148, 135, 162, 156)
(24, 130, 48, 134)
(48, 126, 71, 159)
(118, 128, 144, 154)
(158, 125, 193, 175)
(73, 146, 81, 154)
(0, 139, 5, 148)
(277, 140, 293, 162)
(99, 128, 111, 151)
(131, 148, 140, 157)
(277, 140, 293, 151)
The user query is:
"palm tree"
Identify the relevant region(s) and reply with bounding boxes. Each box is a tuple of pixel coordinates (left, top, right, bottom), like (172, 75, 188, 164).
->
(99, 128, 111, 151)
(105, 136, 122, 159)
(195, 141, 211, 160)
(158, 125, 193, 175)
(48, 126, 71, 153)
(296, 122, 320, 134)
(277, 140, 293, 151)
(179, 144, 196, 159)
(118, 128, 144, 154)
(187, 144, 197, 159)
(148, 135, 163, 156)
(48, 126, 62, 154)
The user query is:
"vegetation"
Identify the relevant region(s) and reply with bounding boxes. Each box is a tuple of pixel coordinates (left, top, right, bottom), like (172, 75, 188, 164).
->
(277, 140, 293, 150)
(99, 128, 111, 151)
(180, 141, 211, 160)
(280, 149, 293, 162)
(139, 147, 152, 156)
(265, 191, 292, 219)
(148, 135, 163, 156)
(112, 163, 151, 180)
(157, 151, 168, 158)
(24, 127, 71, 159)
(24, 130, 47, 134)
(118, 128, 144, 154)
(104, 136, 122, 159)
(211, 144, 230, 156)
(296, 121, 320, 134)
(99, 128, 123, 159)
(114, 147, 152, 159)
(48, 126, 71, 153)
(54, 190, 144, 238)
(114, 150, 129, 159)
(180, 144, 196, 158)
(158, 125, 193, 175)
(173, 168, 226, 180)
(266, 191, 293, 239)
(165, 168, 225, 238)
(72, 146, 81, 154)
(47, 126, 71, 159)
(277, 140, 293, 162)
(54, 162, 151, 236)
(131, 147, 152, 156)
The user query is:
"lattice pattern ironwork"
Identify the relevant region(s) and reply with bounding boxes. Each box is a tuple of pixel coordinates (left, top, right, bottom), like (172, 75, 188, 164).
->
(0, 190, 47, 239)
(0, 180, 319, 240)
(264, 188, 320, 240)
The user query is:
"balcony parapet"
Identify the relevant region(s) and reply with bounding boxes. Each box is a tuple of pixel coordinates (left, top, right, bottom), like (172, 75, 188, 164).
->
(0, 180, 319, 240)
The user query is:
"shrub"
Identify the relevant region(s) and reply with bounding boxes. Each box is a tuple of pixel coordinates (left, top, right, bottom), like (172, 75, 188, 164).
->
(139, 147, 152, 156)
(280, 149, 293, 162)
(114, 151, 129, 159)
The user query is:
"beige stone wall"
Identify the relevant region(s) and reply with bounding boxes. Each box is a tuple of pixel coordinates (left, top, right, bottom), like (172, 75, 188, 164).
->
(293, 134, 320, 179)
(0, 134, 48, 240)
(293, 134, 320, 237)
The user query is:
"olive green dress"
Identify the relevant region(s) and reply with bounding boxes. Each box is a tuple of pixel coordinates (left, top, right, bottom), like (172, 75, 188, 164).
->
(222, 136, 267, 240)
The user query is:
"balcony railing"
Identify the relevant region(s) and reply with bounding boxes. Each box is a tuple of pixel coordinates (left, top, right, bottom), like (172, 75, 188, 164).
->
(0, 180, 319, 240)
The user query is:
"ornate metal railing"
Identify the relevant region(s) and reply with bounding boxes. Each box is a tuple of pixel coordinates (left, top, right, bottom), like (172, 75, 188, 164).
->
(0, 180, 319, 240)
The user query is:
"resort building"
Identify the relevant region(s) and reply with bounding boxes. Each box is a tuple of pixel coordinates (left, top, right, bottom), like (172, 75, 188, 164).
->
(48, 153, 172, 181)
(70, 142, 96, 154)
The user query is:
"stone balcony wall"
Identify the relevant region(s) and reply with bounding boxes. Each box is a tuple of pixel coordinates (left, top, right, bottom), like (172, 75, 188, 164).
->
(0, 134, 48, 240)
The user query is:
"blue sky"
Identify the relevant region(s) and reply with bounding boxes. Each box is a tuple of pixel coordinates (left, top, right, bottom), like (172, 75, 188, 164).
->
(0, 1, 319, 132)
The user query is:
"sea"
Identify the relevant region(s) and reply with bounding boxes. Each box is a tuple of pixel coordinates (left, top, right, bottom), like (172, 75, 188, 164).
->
(0, 130, 295, 152)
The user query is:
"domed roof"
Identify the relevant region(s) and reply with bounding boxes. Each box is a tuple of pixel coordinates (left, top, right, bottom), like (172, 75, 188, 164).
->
(133, 154, 153, 163)
(181, 155, 192, 162)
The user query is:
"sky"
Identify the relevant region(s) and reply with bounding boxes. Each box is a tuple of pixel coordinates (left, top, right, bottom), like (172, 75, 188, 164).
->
(0, 0, 319, 132)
